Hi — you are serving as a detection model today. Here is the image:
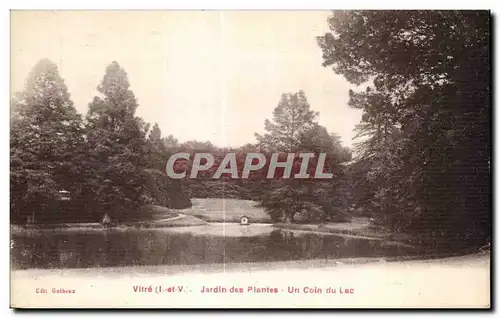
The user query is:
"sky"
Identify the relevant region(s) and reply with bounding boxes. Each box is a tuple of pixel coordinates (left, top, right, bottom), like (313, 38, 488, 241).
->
(10, 11, 362, 148)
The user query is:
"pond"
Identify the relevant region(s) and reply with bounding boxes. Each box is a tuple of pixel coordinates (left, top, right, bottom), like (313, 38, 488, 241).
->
(10, 224, 417, 270)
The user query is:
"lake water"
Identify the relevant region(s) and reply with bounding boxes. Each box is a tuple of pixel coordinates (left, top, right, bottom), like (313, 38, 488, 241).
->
(11, 224, 417, 270)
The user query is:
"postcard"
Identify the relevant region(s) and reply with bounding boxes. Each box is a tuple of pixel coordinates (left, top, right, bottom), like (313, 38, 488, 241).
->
(9, 10, 491, 309)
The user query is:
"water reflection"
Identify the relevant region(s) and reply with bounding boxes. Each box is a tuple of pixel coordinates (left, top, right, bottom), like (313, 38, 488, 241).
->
(11, 227, 415, 269)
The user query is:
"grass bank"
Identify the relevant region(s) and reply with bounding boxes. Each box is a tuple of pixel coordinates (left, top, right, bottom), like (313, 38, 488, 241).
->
(178, 198, 271, 223)
(10, 204, 208, 232)
(272, 221, 412, 242)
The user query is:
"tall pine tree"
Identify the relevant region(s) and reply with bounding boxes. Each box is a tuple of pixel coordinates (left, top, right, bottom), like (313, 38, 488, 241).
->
(10, 59, 84, 223)
(255, 90, 318, 152)
(84, 61, 148, 222)
(317, 11, 490, 248)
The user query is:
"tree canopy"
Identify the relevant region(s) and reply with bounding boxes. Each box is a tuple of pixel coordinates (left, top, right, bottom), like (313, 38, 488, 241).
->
(255, 90, 318, 153)
(318, 10, 490, 248)
(10, 59, 84, 223)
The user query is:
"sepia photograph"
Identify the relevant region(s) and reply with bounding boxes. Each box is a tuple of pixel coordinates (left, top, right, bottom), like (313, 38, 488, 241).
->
(9, 10, 491, 309)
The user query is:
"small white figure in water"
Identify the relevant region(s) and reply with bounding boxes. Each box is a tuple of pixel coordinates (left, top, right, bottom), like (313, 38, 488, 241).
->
(102, 213, 111, 229)
(240, 215, 250, 226)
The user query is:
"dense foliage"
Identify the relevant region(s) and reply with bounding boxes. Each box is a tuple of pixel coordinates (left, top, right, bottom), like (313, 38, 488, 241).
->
(10, 61, 191, 224)
(317, 10, 490, 249)
(254, 90, 352, 223)
(11, 60, 85, 223)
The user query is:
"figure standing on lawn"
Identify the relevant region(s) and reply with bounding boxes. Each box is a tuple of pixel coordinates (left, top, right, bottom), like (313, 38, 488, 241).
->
(102, 213, 111, 229)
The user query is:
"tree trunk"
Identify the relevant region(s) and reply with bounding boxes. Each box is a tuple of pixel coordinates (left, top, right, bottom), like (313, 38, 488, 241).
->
(31, 208, 35, 224)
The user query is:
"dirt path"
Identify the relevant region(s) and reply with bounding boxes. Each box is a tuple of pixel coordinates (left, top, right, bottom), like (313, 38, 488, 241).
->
(150, 213, 187, 223)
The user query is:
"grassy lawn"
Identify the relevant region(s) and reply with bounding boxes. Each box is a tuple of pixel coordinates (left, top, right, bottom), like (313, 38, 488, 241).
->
(151, 215, 207, 227)
(133, 205, 178, 221)
(178, 198, 271, 223)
